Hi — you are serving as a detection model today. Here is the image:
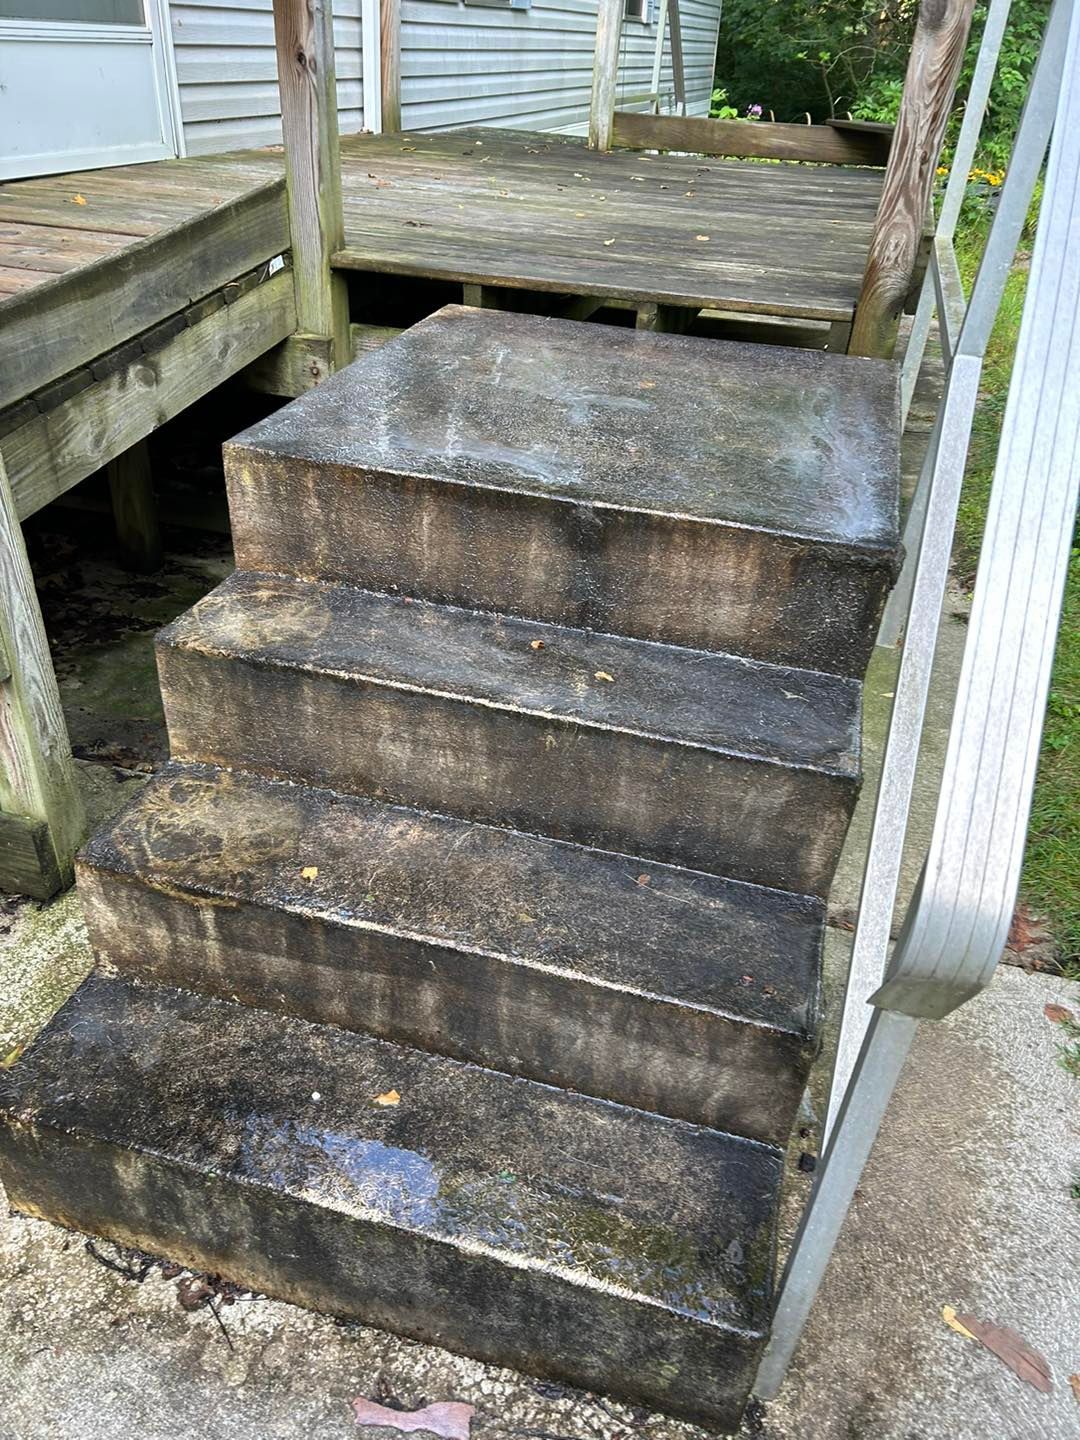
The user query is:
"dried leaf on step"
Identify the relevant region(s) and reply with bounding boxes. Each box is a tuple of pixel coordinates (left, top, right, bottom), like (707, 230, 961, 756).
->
(636, 874, 650, 886)
(352, 1398, 475, 1438)
(1068, 1374, 1080, 1403)
(301, 866, 319, 881)
(530, 639, 545, 650)
(955, 1313, 1053, 1393)
(695, 234, 710, 241)
(72, 194, 87, 205)
(594, 671, 615, 682)
(942, 1306, 976, 1341)
(1044, 1002, 1075, 1025)
(374, 1089, 401, 1107)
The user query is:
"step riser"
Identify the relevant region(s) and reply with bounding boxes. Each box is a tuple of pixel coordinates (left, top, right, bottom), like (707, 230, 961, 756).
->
(158, 643, 858, 896)
(227, 450, 893, 677)
(0, 1124, 760, 1430)
(80, 865, 815, 1147)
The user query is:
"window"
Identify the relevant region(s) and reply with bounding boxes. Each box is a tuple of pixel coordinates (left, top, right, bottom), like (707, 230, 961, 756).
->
(624, 0, 651, 20)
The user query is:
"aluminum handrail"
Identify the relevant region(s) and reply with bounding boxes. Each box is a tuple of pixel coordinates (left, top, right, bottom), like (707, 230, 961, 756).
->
(824, 0, 1071, 1143)
(756, 0, 1080, 1397)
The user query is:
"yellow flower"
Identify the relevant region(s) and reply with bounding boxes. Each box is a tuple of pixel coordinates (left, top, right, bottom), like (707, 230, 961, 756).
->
(937, 166, 949, 176)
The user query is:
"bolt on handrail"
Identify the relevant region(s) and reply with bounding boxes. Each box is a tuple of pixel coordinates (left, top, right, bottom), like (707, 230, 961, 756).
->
(756, 0, 1079, 1398)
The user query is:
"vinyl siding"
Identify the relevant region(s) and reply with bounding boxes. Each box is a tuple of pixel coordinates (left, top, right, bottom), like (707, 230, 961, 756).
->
(169, 0, 720, 153)
(171, 0, 364, 155)
(401, 0, 720, 132)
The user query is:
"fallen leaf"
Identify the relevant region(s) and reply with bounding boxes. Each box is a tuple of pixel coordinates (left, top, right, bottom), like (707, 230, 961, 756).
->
(530, 639, 545, 650)
(176, 1276, 214, 1311)
(955, 1313, 1053, 1393)
(636, 874, 650, 886)
(1069, 1374, 1080, 1403)
(72, 194, 87, 205)
(301, 866, 319, 881)
(594, 670, 615, 682)
(1008, 903, 1048, 952)
(639, 380, 657, 389)
(1044, 1002, 1075, 1025)
(575, 211, 587, 218)
(942, 1305, 976, 1341)
(352, 1399, 475, 1438)
(695, 234, 711, 241)
(602, 238, 616, 247)
(374, 1089, 401, 1107)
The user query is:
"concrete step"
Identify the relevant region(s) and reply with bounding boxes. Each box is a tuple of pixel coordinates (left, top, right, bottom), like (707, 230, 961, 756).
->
(225, 305, 900, 677)
(79, 762, 825, 1146)
(157, 571, 862, 895)
(0, 971, 783, 1432)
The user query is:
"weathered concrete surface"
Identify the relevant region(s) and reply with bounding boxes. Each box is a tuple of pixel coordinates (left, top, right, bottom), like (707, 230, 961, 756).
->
(0, 971, 781, 1434)
(80, 762, 824, 1146)
(1, 949, 1075, 1440)
(158, 571, 861, 895)
(227, 307, 900, 675)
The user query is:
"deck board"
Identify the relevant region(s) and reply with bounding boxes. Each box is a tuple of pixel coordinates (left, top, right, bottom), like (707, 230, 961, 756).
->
(334, 128, 883, 320)
(0, 125, 882, 412)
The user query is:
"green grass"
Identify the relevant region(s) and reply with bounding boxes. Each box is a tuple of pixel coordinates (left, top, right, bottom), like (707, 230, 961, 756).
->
(952, 218, 1080, 977)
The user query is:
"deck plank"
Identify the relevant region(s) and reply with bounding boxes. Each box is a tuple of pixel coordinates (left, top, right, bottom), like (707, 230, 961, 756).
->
(334, 128, 882, 321)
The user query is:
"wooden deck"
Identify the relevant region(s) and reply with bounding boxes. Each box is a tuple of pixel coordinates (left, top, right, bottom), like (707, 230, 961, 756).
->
(334, 128, 884, 323)
(0, 126, 883, 386)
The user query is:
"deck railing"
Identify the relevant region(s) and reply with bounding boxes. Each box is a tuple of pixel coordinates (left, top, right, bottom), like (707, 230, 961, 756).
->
(755, 0, 1079, 1395)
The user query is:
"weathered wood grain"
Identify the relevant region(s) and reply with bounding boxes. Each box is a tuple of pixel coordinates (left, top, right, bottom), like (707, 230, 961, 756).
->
(333, 127, 883, 321)
(0, 179, 287, 413)
(0, 810, 63, 901)
(3, 272, 296, 522)
(272, 0, 351, 369)
(667, 0, 686, 113)
(849, 0, 977, 356)
(380, 0, 402, 132)
(588, 0, 624, 150)
(612, 111, 892, 165)
(0, 453, 85, 897)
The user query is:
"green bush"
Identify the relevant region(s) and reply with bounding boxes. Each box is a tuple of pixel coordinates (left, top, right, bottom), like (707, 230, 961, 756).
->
(713, 0, 1052, 170)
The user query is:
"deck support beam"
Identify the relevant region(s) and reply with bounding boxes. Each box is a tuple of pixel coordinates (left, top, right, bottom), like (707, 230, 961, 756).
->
(107, 439, 162, 574)
(849, 0, 977, 357)
(272, 0, 351, 373)
(589, 0, 624, 150)
(0, 454, 86, 899)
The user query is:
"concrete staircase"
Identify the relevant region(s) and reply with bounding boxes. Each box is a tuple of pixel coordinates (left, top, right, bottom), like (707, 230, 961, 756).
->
(0, 306, 899, 1432)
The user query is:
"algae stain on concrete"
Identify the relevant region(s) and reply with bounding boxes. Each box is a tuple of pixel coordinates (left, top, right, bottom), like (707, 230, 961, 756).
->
(0, 891, 93, 1061)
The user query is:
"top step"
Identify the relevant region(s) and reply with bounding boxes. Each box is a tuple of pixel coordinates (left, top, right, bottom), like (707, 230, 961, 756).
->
(226, 307, 900, 675)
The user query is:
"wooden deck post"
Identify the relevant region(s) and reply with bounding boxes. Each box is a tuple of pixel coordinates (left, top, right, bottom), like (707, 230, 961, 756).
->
(272, 0, 351, 371)
(0, 454, 85, 899)
(589, 0, 624, 150)
(849, 0, 977, 357)
(380, 0, 401, 132)
(107, 439, 162, 574)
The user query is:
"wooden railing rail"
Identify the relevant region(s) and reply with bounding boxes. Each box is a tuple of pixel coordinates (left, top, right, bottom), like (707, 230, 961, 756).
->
(609, 110, 892, 164)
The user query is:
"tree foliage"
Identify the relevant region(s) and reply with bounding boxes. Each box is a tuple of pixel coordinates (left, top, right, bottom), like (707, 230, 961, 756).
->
(713, 0, 1051, 169)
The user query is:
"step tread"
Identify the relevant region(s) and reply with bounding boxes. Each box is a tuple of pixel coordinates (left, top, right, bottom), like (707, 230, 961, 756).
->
(3, 971, 782, 1333)
(82, 762, 825, 1041)
(228, 305, 899, 554)
(160, 571, 861, 778)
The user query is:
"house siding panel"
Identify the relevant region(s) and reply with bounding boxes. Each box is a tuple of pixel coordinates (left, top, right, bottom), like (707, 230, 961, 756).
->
(169, 0, 720, 154)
